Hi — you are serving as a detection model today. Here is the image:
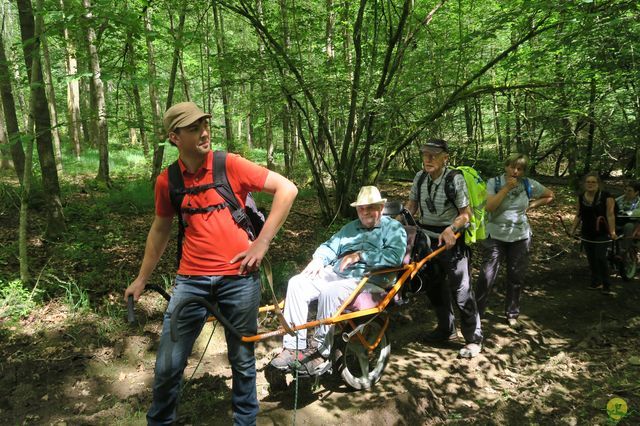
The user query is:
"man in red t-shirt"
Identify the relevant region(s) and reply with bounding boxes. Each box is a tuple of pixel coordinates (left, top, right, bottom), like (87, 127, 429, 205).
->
(124, 102, 297, 425)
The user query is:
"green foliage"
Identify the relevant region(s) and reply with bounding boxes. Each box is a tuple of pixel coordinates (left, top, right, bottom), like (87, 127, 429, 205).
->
(0, 279, 41, 321)
(42, 273, 91, 313)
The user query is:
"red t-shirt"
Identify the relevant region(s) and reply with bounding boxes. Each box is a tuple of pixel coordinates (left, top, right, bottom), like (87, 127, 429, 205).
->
(155, 151, 269, 275)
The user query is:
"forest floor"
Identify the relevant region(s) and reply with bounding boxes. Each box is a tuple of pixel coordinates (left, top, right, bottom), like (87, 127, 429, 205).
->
(1, 180, 640, 425)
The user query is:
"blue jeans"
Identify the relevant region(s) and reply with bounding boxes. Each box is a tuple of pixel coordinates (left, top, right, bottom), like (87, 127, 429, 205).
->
(147, 274, 261, 426)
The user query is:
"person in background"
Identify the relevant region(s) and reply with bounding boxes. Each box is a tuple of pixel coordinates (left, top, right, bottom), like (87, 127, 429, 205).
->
(615, 181, 640, 255)
(570, 172, 616, 296)
(475, 154, 554, 328)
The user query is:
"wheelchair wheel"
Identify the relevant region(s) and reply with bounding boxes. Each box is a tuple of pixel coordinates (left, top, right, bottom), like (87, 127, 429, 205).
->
(335, 316, 390, 390)
(619, 246, 638, 281)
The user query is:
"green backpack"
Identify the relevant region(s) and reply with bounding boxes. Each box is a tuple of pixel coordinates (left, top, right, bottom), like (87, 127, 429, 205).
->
(452, 166, 487, 244)
(417, 165, 487, 244)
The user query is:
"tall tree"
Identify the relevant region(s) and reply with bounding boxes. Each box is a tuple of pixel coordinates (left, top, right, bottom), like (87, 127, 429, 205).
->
(82, 0, 110, 184)
(15, 0, 65, 238)
(0, 24, 25, 181)
(144, 5, 164, 183)
(60, 0, 82, 158)
(213, 0, 234, 149)
(36, 0, 62, 172)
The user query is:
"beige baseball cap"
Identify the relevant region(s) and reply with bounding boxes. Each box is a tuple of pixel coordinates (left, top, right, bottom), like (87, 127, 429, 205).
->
(163, 102, 211, 134)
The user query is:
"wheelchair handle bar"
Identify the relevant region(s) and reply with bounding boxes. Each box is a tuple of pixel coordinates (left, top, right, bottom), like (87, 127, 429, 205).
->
(127, 295, 136, 325)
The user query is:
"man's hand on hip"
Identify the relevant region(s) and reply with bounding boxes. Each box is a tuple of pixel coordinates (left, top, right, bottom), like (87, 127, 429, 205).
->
(231, 239, 270, 275)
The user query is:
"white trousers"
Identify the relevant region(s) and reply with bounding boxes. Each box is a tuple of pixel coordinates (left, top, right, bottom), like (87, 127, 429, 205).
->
(282, 266, 380, 356)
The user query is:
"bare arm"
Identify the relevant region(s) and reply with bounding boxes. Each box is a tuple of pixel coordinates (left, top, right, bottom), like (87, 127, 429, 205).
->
(232, 170, 298, 274)
(606, 197, 617, 238)
(440, 205, 471, 249)
(485, 177, 518, 212)
(570, 199, 581, 235)
(405, 199, 418, 216)
(124, 215, 173, 301)
(528, 187, 554, 211)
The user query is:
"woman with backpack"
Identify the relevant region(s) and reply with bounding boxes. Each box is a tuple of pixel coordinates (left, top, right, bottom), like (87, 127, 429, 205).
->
(570, 172, 617, 295)
(475, 154, 554, 328)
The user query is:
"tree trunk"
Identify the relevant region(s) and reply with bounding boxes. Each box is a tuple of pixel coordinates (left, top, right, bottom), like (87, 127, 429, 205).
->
(279, 0, 293, 176)
(16, 0, 65, 239)
(464, 100, 473, 147)
(80, 74, 92, 144)
(60, 0, 82, 158)
(83, 0, 110, 185)
(179, 52, 190, 101)
(583, 77, 597, 175)
(247, 82, 254, 150)
(213, 0, 234, 149)
(126, 34, 149, 156)
(20, 94, 36, 284)
(152, 8, 185, 179)
(145, 6, 165, 184)
(0, 28, 25, 181)
(0, 102, 10, 170)
(505, 92, 513, 155)
(37, 0, 62, 172)
(491, 91, 503, 160)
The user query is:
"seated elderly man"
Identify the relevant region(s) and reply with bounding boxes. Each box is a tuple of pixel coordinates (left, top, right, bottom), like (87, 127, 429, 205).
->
(270, 186, 407, 375)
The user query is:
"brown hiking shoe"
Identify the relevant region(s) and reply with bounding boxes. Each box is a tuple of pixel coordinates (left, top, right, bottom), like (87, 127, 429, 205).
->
(270, 348, 305, 370)
(297, 349, 331, 376)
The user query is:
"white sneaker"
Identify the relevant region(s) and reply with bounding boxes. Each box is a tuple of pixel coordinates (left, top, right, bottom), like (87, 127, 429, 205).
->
(459, 343, 482, 358)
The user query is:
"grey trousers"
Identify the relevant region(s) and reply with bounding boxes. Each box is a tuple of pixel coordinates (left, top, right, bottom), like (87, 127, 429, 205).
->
(428, 244, 483, 345)
(476, 236, 531, 319)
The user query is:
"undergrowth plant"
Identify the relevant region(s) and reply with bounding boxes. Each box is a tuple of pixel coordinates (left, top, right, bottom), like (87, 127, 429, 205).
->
(0, 279, 41, 320)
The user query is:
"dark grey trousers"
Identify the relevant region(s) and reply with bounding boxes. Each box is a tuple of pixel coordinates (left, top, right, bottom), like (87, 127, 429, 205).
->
(428, 244, 483, 345)
(476, 236, 531, 320)
(583, 237, 611, 289)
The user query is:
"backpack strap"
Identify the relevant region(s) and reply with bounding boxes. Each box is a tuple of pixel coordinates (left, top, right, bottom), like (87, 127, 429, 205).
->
(213, 151, 258, 240)
(495, 175, 532, 199)
(416, 171, 427, 218)
(523, 178, 532, 199)
(168, 161, 187, 266)
(494, 175, 502, 194)
(444, 168, 460, 207)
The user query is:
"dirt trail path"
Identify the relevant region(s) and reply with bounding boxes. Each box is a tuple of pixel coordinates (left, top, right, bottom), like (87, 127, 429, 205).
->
(2, 183, 639, 425)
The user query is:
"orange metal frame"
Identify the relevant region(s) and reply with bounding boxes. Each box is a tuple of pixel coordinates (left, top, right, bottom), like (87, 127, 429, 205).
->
(229, 236, 456, 344)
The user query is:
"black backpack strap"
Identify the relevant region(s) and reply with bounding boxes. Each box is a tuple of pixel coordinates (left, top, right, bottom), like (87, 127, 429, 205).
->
(523, 177, 532, 199)
(168, 161, 187, 267)
(213, 151, 257, 239)
(444, 168, 460, 207)
(416, 171, 427, 218)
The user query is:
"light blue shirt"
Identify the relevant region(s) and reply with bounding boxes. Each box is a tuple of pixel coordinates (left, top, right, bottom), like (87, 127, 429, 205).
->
(485, 175, 546, 242)
(313, 215, 407, 283)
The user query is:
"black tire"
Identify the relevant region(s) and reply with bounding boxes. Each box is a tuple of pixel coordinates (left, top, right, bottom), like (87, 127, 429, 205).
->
(335, 317, 390, 390)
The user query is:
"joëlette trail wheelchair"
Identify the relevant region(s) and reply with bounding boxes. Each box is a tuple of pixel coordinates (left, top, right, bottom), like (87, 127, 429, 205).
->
(128, 201, 458, 391)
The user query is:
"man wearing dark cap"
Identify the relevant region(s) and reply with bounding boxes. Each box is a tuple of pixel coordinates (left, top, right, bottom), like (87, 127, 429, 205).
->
(405, 138, 483, 359)
(124, 101, 298, 425)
